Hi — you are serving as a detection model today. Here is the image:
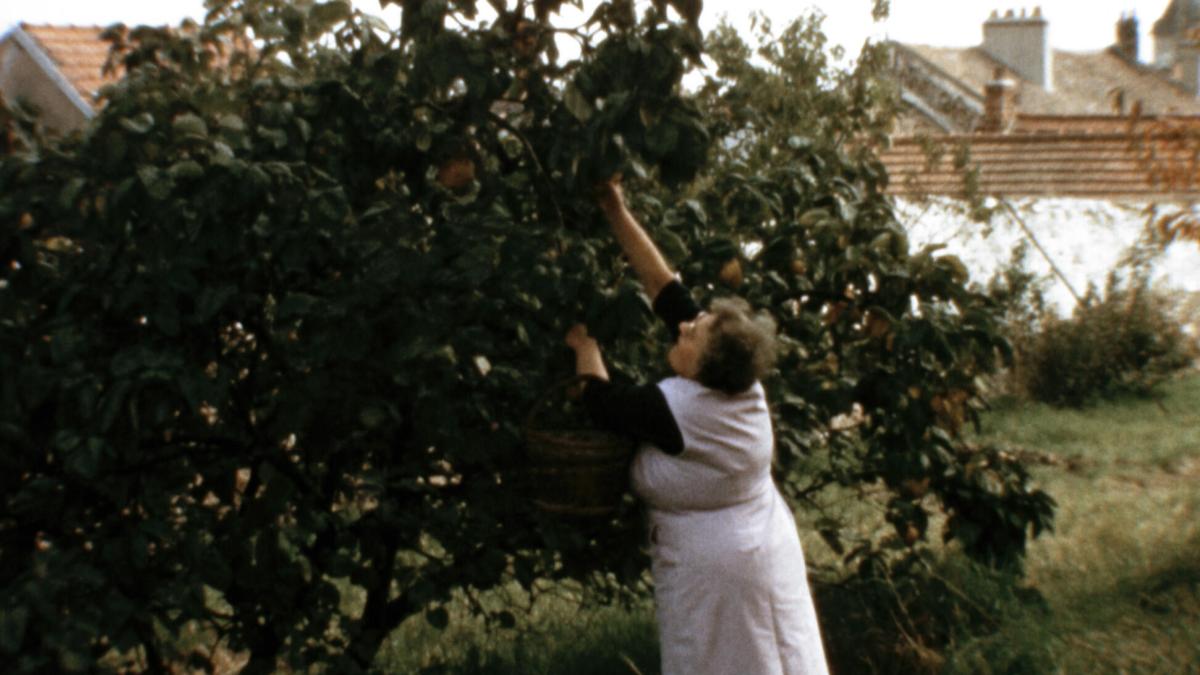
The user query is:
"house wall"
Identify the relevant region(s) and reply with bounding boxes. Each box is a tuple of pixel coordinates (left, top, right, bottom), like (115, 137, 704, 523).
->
(0, 36, 88, 133)
(898, 197, 1200, 331)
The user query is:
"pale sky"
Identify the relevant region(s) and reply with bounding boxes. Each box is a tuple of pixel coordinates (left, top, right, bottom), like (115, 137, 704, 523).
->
(0, 1, 1182, 63)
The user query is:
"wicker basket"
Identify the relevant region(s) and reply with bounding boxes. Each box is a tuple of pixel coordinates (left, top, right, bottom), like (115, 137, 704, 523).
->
(524, 376, 635, 517)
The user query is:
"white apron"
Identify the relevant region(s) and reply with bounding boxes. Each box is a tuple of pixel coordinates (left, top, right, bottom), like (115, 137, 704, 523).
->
(631, 377, 829, 675)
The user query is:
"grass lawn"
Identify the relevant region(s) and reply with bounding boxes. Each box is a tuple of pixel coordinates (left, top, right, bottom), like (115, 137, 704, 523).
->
(943, 373, 1200, 674)
(383, 373, 1200, 674)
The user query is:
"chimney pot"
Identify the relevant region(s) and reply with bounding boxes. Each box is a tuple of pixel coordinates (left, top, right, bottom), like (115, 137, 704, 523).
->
(1115, 12, 1139, 63)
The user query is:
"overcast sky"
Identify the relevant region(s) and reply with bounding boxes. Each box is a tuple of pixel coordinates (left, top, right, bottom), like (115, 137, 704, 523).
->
(0, 1, 1181, 63)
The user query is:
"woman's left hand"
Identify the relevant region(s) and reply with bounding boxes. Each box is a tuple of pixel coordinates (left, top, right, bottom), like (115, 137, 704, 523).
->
(565, 323, 609, 381)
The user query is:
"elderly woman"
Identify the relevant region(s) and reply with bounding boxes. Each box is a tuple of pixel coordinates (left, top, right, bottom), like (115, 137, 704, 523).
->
(565, 180, 830, 675)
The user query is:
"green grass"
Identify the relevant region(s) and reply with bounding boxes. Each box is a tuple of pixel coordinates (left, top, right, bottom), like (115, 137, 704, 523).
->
(943, 372, 1200, 674)
(387, 373, 1200, 674)
(378, 588, 659, 674)
(980, 375, 1200, 470)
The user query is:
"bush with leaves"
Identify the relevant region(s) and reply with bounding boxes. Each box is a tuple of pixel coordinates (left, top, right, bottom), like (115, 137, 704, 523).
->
(1012, 270, 1197, 407)
(0, 1, 1052, 671)
(815, 544, 1052, 674)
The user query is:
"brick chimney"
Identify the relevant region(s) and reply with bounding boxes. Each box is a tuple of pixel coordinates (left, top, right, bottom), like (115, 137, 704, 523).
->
(983, 7, 1053, 91)
(1115, 12, 1139, 62)
(980, 67, 1018, 133)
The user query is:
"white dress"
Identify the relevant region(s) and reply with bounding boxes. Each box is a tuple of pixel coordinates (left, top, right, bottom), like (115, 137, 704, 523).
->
(631, 377, 830, 675)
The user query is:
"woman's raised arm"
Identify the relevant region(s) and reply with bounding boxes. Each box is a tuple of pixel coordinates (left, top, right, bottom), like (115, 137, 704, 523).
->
(596, 178, 675, 300)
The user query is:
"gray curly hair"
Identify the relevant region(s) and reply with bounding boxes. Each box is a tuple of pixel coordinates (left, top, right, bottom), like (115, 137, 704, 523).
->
(695, 297, 779, 395)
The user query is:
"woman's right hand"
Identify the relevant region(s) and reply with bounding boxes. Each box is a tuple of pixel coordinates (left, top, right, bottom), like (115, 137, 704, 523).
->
(565, 323, 595, 351)
(595, 175, 625, 215)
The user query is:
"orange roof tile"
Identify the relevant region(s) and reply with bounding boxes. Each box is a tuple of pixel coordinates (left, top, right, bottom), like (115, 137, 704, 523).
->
(17, 24, 120, 105)
(881, 118, 1200, 200)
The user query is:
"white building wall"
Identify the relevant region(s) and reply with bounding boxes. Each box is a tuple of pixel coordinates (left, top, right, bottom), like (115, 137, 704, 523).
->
(898, 197, 1200, 331)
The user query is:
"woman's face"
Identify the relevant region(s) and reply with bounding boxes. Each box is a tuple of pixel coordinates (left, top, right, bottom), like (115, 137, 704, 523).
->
(668, 312, 714, 379)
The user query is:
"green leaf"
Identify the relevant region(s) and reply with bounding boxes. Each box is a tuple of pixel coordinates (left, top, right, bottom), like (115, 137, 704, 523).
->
(156, 301, 181, 337)
(683, 199, 707, 225)
(219, 114, 246, 133)
(657, 227, 689, 263)
(256, 463, 297, 520)
(64, 438, 105, 480)
(137, 165, 175, 200)
(173, 113, 209, 140)
(58, 177, 87, 211)
(360, 407, 387, 429)
(257, 126, 289, 149)
(563, 83, 593, 122)
(168, 160, 205, 181)
(415, 131, 433, 152)
(362, 13, 390, 34)
(278, 292, 319, 319)
(257, 19, 289, 39)
(295, 117, 312, 143)
(936, 255, 969, 284)
(667, 0, 702, 25)
(119, 112, 155, 134)
(799, 208, 830, 227)
(195, 285, 237, 322)
(645, 122, 679, 158)
(97, 382, 130, 433)
(0, 605, 28, 654)
(193, 539, 233, 589)
(311, 1, 352, 28)
(210, 141, 237, 166)
(178, 372, 212, 411)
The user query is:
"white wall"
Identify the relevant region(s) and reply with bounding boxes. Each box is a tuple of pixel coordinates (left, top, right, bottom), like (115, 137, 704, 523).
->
(898, 197, 1200, 328)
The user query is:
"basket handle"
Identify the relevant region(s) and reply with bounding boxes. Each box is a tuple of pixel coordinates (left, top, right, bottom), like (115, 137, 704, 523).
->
(523, 374, 605, 436)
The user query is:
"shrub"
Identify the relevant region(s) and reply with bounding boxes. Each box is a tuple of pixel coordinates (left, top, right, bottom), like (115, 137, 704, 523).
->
(1014, 273, 1197, 406)
(816, 550, 1051, 674)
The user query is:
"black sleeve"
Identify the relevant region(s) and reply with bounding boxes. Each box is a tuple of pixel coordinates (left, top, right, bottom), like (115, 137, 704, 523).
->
(581, 379, 684, 455)
(653, 280, 702, 342)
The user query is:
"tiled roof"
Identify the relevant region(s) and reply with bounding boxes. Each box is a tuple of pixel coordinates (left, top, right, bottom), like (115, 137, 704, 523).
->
(880, 116, 1200, 201)
(16, 24, 120, 105)
(1153, 0, 1200, 36)
(903, 44, 1200, 116)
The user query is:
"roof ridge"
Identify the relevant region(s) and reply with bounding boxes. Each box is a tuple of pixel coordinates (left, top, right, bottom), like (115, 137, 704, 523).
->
(19, 23, 108, 30)
(2, 24, 97, 119)
(890, 42, 985, 103)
